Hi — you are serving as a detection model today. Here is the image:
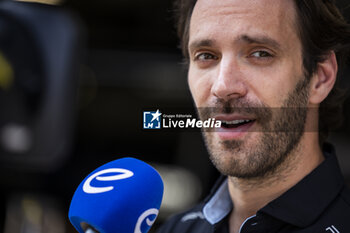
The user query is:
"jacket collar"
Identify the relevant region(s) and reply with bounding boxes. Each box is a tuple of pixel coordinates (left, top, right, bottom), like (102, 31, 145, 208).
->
(203, 178, 232, 225)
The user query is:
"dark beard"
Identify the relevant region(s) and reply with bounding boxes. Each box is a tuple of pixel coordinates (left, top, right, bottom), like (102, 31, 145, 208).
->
(200, 76, 310, 178)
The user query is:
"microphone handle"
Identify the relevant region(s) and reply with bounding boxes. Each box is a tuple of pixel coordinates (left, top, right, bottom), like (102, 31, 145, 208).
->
(81, 222, 99, 233)
(86, 229, 98, 233)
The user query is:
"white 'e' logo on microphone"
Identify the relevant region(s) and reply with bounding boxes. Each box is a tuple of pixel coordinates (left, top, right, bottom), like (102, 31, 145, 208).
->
(83, 168, 134, 194)
(134, 208, 159, 233)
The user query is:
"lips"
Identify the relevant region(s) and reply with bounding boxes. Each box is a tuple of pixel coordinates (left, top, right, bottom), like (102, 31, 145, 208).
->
(213, 115, 256, 140)
(221, 119, 255, 128)
(215, 115, 256, 128)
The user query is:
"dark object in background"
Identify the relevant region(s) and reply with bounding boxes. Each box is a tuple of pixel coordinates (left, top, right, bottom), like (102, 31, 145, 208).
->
(0, 1, 84, 232)
(0, 0, 83, 172)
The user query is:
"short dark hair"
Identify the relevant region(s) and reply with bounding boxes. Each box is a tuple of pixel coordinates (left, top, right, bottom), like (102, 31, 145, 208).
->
(174, 0, 350, 145)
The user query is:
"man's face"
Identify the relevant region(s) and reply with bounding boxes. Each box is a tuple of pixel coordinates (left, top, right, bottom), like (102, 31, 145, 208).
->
(188, 0, 311, 178)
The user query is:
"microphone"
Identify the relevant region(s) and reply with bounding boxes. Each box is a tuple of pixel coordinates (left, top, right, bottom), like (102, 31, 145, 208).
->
(68, 157, 164, 233)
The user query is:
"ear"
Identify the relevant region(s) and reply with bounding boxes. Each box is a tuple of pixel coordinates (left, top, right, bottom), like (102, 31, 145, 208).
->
(308, 51, 338, 105)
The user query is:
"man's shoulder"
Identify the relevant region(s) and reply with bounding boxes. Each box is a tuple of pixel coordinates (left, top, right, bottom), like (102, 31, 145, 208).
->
(311, 185, 350, 232)
(156, 203, 213, 233)
(332, 185, 350, 218)
(340, 185, 350, 206)
(330, 185, 350, 215)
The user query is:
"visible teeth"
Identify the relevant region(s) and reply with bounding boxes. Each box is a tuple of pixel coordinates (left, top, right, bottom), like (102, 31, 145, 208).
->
(222, 119, 251, 124)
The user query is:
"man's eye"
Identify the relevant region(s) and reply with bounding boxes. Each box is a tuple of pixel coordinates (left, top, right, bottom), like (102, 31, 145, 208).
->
(250, 51, 273, 58)
(195, 53, 218, 61)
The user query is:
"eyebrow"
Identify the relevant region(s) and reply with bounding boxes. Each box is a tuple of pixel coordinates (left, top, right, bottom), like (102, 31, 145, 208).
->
(239, 35, 281, 50)
(189, 39, 216, 53)
(188, 34, 281, 53)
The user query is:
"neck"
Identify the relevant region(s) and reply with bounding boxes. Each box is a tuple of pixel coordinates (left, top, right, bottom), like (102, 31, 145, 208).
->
(228, 132, 324, 233)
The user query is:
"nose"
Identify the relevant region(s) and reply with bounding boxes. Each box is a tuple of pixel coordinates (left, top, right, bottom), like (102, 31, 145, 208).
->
(211, 55, 247, 101)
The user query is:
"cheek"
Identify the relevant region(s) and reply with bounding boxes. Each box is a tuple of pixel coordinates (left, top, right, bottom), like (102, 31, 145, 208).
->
(252, 81, 288, 107)
(188, 66, 213, 107)
(248, 65, 303, 107)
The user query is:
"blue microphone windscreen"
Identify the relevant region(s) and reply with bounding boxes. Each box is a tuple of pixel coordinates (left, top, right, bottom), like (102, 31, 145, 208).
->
(69, 157, 164, 233)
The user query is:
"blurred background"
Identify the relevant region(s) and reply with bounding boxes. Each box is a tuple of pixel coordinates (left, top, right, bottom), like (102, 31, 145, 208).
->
(0, 0, 349, 232)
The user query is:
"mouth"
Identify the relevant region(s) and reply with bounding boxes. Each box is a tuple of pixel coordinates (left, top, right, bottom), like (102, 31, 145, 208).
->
(212, 115, 256, 140)
(220, 119, 256, 129)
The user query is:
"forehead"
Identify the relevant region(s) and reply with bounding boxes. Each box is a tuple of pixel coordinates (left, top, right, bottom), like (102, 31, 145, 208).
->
(189, 0, 299, 49)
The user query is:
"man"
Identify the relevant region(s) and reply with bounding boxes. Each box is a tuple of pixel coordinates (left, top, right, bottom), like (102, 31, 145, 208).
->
(157, 0, 350, 232)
